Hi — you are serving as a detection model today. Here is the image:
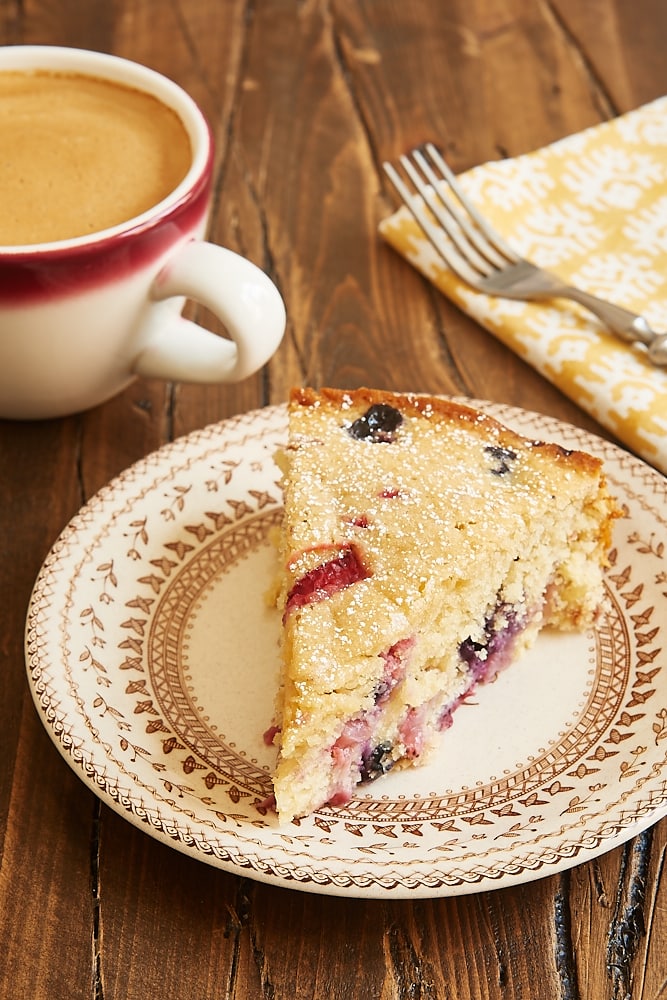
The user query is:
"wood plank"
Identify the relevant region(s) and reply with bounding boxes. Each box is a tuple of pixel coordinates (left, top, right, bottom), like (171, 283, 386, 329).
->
(554, 0, 667, 111)
(0, 418, 94, 998)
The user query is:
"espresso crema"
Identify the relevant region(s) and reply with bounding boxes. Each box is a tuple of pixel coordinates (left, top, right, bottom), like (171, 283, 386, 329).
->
(0, 70, 192, 245)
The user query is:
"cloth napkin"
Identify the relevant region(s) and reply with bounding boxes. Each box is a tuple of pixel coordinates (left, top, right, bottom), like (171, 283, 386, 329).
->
(379, 97, 667, 475)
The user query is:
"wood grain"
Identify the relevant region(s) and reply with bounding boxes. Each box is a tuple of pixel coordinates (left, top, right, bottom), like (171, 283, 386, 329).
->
(1, 2, 666, 998)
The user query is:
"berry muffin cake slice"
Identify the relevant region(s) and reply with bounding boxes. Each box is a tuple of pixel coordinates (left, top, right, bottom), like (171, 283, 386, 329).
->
(268, 387, 619, 823)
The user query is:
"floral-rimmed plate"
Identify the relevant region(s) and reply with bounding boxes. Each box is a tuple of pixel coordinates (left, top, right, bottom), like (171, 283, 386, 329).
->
(25, 401, 667, 898)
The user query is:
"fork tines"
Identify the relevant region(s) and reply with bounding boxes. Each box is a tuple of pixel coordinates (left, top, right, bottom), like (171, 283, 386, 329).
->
(382, 144, 519, 285)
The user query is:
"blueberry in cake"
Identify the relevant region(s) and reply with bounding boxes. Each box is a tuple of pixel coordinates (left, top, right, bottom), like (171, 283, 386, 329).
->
(268, 386, 619, 823)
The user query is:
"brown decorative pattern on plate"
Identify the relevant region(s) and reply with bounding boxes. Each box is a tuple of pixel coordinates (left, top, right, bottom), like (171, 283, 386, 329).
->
(25, 401, 667, 897)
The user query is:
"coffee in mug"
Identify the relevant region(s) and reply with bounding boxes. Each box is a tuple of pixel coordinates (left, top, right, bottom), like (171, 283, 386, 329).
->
(0, 71, 193, 245)
(0, 46, 286, 420)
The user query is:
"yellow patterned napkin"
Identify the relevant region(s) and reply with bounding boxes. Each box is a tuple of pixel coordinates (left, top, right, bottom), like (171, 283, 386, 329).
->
(379, 98, 667, 475)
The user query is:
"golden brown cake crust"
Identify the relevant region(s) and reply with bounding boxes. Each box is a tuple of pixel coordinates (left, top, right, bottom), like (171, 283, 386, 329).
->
(290, 386, 604, 476)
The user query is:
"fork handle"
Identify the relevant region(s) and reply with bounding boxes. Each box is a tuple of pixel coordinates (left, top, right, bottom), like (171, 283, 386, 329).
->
(559, 286, 667, 364)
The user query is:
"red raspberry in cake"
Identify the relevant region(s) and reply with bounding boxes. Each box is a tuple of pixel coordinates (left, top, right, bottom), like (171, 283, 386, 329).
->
(284, 543, 370, 619)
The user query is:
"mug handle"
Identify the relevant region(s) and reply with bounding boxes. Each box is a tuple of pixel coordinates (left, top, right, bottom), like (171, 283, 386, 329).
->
(132, 240, 286, 382)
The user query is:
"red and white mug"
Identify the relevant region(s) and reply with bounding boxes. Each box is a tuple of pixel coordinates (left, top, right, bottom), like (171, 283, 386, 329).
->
(0, 46, 286, 419)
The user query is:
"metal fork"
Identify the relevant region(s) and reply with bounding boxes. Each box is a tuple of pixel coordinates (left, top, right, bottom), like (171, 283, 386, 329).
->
(383, 144, 667, 366)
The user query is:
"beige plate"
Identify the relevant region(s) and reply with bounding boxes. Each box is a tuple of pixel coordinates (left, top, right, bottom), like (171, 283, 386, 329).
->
(25, 401, 667, 898)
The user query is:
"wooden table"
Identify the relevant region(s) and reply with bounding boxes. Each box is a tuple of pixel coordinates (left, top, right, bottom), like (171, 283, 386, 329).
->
(2, 3, 666, 997)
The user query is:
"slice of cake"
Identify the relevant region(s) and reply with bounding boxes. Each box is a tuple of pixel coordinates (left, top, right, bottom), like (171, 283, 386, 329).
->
(269, 386, 619, 823)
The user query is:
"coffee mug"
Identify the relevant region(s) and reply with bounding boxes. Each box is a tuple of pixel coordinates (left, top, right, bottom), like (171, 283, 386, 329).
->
(0, 46, 286, 419)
